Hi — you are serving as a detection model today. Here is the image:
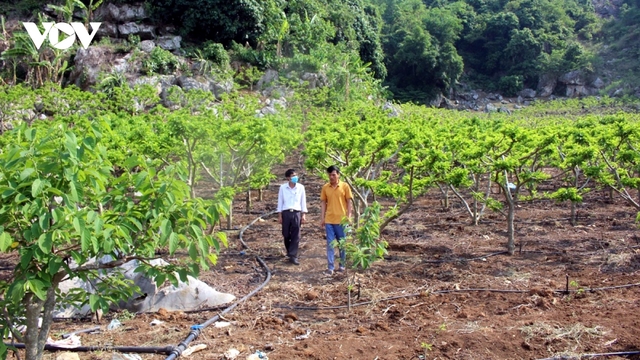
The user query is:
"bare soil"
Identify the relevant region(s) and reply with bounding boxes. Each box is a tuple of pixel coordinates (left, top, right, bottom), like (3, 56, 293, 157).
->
(4, 165, 640, 360)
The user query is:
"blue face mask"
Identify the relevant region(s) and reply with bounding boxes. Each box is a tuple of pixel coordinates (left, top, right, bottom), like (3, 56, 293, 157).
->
(290, 176, 299, 184)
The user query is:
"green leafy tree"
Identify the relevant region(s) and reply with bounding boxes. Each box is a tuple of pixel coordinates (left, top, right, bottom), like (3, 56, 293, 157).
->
(0, 121, 230, 360)
(150, 0, 267, 44)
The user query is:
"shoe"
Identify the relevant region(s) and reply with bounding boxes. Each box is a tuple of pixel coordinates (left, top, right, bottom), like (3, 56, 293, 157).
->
(337, 266, 346, 272)
(289, 257, 300, 265)
(323, 269, 334, 276)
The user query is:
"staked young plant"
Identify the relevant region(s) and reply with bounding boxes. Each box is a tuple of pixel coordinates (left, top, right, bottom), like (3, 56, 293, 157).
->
(333, 201, 388, 310)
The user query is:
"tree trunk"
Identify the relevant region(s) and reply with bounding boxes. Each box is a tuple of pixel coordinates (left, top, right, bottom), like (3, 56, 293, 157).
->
(570, 201, 577, 226)
(507, 199, 515, 255)
(472, 180, 479, 226)
(246, 189, 251, 213)
(438, 184, 449, 210)
(24, 275, 61, 360)
(227, 200, 234, 229)
(258, 188, 263, 202)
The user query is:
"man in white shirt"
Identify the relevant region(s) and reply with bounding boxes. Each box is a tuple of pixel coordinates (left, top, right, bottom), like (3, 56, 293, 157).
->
(277, 169, 307, 265)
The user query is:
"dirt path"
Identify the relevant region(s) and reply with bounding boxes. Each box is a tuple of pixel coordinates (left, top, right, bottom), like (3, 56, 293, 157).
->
(12, 162, 640, 360)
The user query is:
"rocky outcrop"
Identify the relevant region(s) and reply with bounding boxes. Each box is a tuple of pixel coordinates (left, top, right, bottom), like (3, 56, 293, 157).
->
(518, 88, 536, 99)
(257, 69, 279, 90)
(92, 3, 182, 50)
(118, 23, 156, 40)
(592, 0, 624, 18)
(155, 36, 182, 51)
(94, 3, 149, 23)
(300, 72, 328, 89)
(68, 47, 113, 90)
(537, 74, 557, 97)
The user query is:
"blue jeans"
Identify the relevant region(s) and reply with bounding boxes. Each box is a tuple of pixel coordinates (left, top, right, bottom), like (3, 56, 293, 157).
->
(325, 224, 347, 271)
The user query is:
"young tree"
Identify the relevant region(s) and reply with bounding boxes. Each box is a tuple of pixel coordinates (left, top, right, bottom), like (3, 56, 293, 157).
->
(487, 121, 556, 254)
(0, 121, 230, 360)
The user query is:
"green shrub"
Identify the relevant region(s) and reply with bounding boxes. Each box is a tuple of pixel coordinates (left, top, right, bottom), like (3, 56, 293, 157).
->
(202, 41, 230, 67)
(142, 47, 179, 75)
(498, 75, 524, 97)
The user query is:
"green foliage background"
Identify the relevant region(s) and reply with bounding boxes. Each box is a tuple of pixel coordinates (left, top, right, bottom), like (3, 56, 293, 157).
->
(2, 0, 639, 101)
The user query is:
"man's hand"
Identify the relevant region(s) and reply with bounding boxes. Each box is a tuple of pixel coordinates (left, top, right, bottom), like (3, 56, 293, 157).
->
(278, 214, 282, 224)
(301, 214, 306, 224)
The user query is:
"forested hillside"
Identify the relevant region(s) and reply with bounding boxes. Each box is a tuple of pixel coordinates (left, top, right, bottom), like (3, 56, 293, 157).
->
(0, 0, 638, 102)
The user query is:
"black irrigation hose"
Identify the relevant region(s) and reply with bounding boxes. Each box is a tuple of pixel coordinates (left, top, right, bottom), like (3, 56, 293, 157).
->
(164, 211, 275, 360)
(165, 257, 271, 360)
(538, 351, 640, 359)
(238, 210, 278, 250)
(4, 343, 174, 354)
(275, 283, 640, 311)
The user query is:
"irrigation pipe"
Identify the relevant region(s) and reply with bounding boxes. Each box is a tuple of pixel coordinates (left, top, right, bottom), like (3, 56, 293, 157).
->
(164, 211, 276, 360)
(275, 282, 640, 311)
(238, 210, 278, 250)
(538, 350, 640, 359)
(5, 343, 174, 354)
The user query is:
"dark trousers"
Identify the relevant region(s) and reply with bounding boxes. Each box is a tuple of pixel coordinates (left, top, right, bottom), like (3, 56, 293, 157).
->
(282, 211, 301, 259)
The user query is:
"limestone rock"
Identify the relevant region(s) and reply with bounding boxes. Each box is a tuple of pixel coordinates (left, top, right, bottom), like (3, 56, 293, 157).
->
(257, 69, 279, 90)
(118, 23, 156, 40)
(558, 70, 586, 85)
(139, 40, 155, 53)
(518, 88, 536, 98)
(537, 74, 557, 97)
(68, 46, 111, 90)
(156, 36, 182, 51)
(96, 22, 118, 38)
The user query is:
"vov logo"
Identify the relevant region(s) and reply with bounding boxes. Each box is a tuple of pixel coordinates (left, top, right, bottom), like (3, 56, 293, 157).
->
(23, 22, 101, 50)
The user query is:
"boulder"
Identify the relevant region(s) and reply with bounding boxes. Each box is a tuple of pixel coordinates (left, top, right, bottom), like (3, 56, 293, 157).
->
(518, 88, 536, 98)
(565, 85, 591, 97)
(177, 75, 211, 92)
(300, 72, 327, 89)
(96, 22, 118, 38)
(498, 106, 511, 115)
(257, 69, 279, 89)
(558, 70, 586, 85)
(69, 46, 111, 89)
(129, 75, 175, 96)
(611, 88, 624, 97)
(537, 74, 557, 97)
(430, 93, 444, 108)
(592, 77, 605, 89)
(104, 3, 148, 22)
(139, 40, 155, 53)
(382, 101, 401, 117)
(157, 25, 177, 36)
(210, 79, 234, 100)
(156, 36, 182, 51)
(485, 103, 498, 112)
(112, 58, 128, 73)
(118, 23, 156, 40)
(118, 4, 148, 22)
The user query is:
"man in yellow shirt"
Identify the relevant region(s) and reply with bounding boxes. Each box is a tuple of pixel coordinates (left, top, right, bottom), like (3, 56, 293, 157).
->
(320, 165, 353, 276)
